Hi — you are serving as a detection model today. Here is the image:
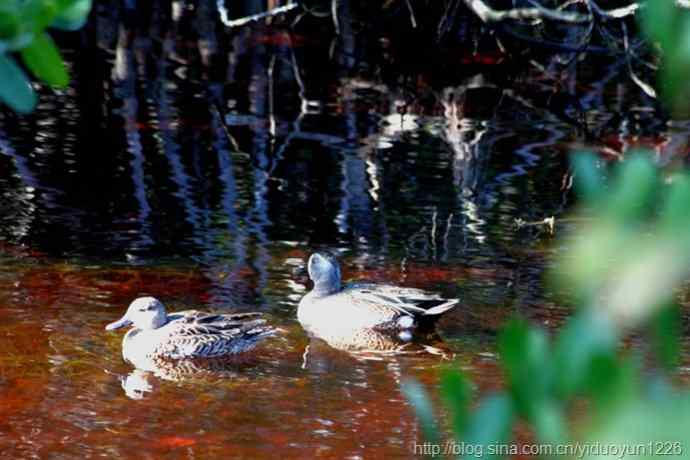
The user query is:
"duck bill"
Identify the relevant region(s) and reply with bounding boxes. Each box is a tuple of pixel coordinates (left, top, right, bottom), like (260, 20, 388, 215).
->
(105, 316, 132, 331)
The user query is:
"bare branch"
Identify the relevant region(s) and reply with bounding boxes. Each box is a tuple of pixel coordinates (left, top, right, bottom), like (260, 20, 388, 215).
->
(405, 0, 418, 28)
(588, 1, 640, 19)
(218, 2, 299, 28)
(463, 0, 590, 23)
(332, 0, 340, 34)
(622, 21, 657, 99)
(590, 0, 688, 19)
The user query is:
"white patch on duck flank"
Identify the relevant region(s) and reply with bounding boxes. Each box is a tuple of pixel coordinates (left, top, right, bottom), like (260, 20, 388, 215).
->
(396, 315, 414, 330)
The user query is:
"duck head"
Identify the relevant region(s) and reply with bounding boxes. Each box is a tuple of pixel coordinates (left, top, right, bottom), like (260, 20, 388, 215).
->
(106, 296, 168, 331)
(307, 253, 342, 295)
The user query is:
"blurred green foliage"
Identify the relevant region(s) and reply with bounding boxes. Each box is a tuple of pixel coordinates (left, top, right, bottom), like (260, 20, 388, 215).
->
(640, 1, 690, 115)
(403, 4, 690, 455)
(0, 0, 91, 113)
(404, 154, 690, 458)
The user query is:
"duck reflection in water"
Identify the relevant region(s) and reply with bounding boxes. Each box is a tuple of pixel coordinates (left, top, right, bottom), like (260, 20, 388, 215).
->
(113, 356, 262, 399)
(300, 329, 454, 371)
(118, 369, 155, 400)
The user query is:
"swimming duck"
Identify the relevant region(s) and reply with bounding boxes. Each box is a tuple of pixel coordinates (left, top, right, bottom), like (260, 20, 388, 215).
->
(298, 253, 459, 333)
(106, 297, 275, 363)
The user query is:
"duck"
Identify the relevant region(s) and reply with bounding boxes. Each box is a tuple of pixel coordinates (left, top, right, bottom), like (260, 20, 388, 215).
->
(105, 297, 275, 363)
(298, 253, 459, 333)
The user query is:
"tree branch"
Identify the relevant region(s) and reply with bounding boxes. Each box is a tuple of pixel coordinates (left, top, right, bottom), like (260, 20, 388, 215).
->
(588, 1, 640, 19)
(217, 2, 299, 28)
(463, 0, 590, 23)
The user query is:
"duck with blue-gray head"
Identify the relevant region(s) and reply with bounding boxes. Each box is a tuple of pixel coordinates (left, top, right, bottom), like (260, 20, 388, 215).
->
(106, 297, 275, 365)
(298, 253, 459, 340)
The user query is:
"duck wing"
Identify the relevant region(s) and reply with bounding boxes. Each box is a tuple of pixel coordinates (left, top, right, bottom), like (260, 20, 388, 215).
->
(344, 283, 459, 323)
(159, 311, 275, 359)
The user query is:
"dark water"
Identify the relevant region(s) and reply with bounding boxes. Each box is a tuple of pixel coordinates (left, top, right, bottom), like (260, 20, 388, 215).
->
(1, 2, 690, 459)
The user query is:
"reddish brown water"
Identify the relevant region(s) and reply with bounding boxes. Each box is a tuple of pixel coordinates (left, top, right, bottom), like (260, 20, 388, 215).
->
(0, 254, 515, 459)
(2, 252, 687, 458)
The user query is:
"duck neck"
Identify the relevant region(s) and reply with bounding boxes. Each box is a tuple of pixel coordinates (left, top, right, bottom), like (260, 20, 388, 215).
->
(141, 311, 168, 330)
(312, 279, 340, 296)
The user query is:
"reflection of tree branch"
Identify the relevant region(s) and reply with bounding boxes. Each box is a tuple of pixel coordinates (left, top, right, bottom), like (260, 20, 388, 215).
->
(437, 0, 461, 39)
(621, 22, 656, 98)
(332, 0, 340, 34)
(463, 0, 674, 26)
(496, 23, 614, 55)
(463, 0, 590, 23)
(288, 38, 306, 98)
(404, 0, 417, 28)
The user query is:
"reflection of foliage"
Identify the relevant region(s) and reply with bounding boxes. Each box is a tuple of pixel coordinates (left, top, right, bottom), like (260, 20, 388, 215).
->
(403, 153, 690, 459)
(0, 0, 91, 113)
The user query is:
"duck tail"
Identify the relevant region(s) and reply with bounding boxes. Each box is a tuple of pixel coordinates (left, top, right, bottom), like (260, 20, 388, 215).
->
(248, 325, 279, 340)
(423, 299, 459, 316)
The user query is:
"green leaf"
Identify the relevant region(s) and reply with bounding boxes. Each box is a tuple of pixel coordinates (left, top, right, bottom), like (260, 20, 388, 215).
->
(583, 393, 690, 460)
(571, 152, 605, 204)
(552, 310, 618, 398)
(498, 319, 550, 419)
(660, 174, 690, 243)
(532, 400, 566, 445)
(585, 354, 639, 415)
(605, 152, 657, 223)
(651, 304, 681, 370)
(646, 374, 676, 402)
(0, 6, 20, 40)
(20, 32, 68, 87)
(52, 0, 92, 31)
(440, 368, 472, 437)
(462, 394, 514, 460)
(0, 54, 36, 113)
(639, 0, 676, 51)
(401, 379, 439, 445)
(22, 0, 59, 32)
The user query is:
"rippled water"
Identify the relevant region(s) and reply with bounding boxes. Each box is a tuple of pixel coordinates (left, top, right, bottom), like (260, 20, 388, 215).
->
(1, 2, 690, 459)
